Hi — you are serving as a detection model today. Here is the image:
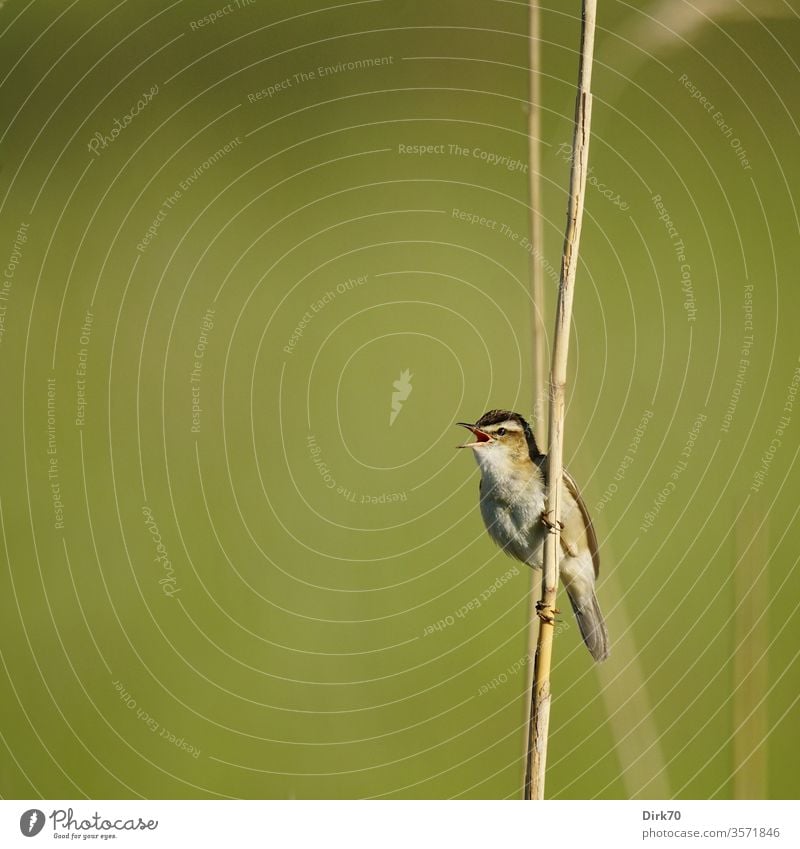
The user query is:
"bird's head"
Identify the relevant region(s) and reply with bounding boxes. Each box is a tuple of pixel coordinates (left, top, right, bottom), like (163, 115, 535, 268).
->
(456, 409, 540, 466)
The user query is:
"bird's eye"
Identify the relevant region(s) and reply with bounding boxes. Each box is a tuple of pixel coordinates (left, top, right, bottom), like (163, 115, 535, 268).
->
(497, 427, 506, 436)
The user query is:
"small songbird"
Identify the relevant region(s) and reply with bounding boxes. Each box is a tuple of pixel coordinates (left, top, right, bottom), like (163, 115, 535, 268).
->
(458, 409, 609, 661)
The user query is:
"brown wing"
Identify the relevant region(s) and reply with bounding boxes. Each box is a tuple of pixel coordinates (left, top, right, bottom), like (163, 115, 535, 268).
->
(563, 468, 600, 577)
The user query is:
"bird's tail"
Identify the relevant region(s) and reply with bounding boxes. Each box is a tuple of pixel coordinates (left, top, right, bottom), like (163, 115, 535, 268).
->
(566, 586, 609, 662)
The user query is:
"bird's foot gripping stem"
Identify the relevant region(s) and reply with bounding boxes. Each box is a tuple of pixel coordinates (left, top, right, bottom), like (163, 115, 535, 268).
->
(535, 600, 561, 624)
(540, 511, 564, 533)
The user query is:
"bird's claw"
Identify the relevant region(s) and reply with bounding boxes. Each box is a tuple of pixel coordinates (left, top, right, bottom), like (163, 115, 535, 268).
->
(535, 600, 560, 624)
(540, 511, 564, 533)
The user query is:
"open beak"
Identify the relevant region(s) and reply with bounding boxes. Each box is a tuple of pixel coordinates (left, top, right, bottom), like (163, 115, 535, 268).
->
(456, 422, 493, 448)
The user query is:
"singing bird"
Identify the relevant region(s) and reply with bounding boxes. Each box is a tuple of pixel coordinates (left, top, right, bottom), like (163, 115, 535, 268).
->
(458, 409, 609, 661)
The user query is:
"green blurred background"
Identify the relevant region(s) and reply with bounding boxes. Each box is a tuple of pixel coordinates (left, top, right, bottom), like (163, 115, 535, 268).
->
(0, 0, 798, 800)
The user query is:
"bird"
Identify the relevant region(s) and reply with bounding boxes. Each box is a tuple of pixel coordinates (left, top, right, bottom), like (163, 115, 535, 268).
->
(457, 409, 609, 662)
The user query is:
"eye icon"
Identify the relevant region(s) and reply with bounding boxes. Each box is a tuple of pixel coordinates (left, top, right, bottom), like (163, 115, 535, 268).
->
(19, 809, 45, 837)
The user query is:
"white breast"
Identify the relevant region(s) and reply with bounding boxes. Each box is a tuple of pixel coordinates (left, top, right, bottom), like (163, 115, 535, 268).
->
(475, 451, 547, 568)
